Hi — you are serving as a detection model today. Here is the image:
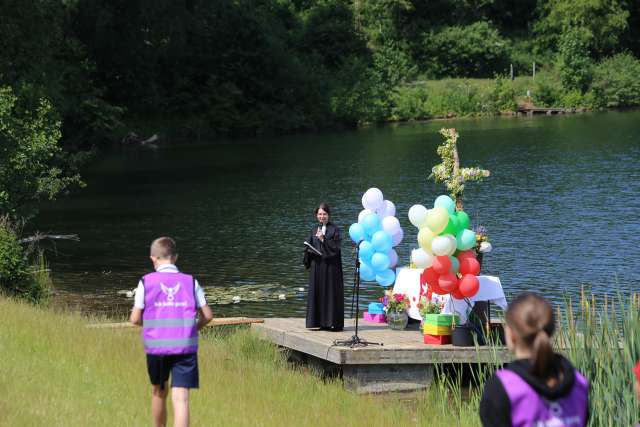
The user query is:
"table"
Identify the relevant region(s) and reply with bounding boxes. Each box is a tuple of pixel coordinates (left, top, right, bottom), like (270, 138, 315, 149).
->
(393, 267, 507, 324)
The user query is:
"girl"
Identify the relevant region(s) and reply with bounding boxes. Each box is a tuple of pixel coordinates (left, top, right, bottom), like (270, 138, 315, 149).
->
(480, 292, 589, 427)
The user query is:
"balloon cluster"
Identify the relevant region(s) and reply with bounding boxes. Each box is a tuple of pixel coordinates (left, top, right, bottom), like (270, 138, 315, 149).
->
(348, 188, 403, 287)
(408, 195, 480, 299)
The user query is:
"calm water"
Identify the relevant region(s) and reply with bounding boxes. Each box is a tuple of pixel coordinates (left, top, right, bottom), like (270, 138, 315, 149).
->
(33, 111, 640, 317)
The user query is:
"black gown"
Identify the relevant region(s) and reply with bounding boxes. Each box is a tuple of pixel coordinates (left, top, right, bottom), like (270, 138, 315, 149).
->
(303, 222, 344, 330)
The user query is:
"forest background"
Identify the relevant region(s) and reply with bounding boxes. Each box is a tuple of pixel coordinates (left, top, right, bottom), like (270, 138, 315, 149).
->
(2, 0, 640, 280)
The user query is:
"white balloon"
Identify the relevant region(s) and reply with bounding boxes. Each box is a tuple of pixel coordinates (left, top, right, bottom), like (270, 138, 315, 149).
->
(431, 236, 451, 256)
(445, 234, 457, 256)
(391, 228, 404, 246)
(358, 209, 373, 223)
(362, 187, 384, 211)
(380, 200, 396, 218)
(382, 216, 401, 236)
(387, 249, 398, 268)
(411, 248, 434, 269)
(408, 204, 428, 228)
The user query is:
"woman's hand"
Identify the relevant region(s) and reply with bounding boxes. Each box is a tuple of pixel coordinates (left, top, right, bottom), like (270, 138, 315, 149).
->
(316, 228, 325, 242)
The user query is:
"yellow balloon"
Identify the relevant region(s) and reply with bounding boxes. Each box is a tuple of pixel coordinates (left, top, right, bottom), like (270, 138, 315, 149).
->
(425, 207, 449, 234)
(417, 227, 435, 253)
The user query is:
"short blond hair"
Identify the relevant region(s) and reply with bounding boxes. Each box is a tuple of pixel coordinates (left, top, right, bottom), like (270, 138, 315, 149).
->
(150, 237, 177, 259)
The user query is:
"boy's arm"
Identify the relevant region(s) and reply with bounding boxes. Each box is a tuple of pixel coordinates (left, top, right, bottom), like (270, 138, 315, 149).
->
(130, 307, 143, 326)
(197, 304, 214, 330)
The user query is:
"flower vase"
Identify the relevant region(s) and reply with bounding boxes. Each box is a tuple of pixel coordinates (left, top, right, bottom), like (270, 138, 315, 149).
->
(387, 310, 408, 330)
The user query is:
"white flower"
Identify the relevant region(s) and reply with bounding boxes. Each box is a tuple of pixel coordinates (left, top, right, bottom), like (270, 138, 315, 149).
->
(479, 242, 492, 253)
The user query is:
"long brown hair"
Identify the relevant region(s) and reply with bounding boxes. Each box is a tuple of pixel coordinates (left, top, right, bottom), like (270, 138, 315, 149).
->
(506, 292, 556, 378)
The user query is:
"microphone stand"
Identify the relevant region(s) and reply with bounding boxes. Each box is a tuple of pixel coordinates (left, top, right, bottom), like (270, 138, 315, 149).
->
(334, 240, 382, 348)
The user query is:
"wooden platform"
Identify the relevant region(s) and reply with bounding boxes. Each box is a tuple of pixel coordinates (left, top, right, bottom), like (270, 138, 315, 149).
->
(516, 106, 586, 116)
(87, 317, 264, 329)
(252, 318, 511, 393)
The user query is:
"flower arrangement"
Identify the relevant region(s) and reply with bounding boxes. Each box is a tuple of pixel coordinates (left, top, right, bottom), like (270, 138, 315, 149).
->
(474, 225, 492, 255)
(382, 290, 410, 313)
(418, 295, 443, 319)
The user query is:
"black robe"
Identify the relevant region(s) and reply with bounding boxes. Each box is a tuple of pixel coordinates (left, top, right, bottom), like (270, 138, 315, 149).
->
(303, 222, 344, 330)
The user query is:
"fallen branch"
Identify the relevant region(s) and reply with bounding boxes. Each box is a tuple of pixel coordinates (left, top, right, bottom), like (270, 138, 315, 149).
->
(19, 233, 80, 244)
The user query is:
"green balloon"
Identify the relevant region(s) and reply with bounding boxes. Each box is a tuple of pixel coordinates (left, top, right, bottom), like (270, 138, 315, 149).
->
(441, 214, 459, 236)
(456, 229, 476, 251)
(456, 211, 470, 231)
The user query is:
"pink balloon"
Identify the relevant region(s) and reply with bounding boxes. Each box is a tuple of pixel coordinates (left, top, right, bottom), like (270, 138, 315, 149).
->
(459, 274, 480, 298)
(438, 272, 458, 292)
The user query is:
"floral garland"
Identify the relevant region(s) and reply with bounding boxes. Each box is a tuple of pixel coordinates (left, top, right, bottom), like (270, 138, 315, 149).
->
(429, 128, 490, 208)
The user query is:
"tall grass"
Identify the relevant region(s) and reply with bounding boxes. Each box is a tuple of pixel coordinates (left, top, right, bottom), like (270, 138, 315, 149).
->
(0, 297, 426, 427)
(2, 291, 639, 426)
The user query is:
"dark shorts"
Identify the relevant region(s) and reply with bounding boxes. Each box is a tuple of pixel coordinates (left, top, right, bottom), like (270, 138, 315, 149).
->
(146, 353, 199, 389)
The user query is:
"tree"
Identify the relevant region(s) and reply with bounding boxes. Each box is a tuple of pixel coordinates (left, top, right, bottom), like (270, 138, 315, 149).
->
(0, 86, 82, 220)
(535, 0, 629, 57)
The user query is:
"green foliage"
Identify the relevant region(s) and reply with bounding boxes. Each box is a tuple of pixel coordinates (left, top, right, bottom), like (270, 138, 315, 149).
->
(535, 0, 629, 56)
(557, 28, 593, 92)
(420, 21, 510, 78)
(590, 53, 640, 108)
(0, 86, 83, 219)
(489, 76, 517, 112)
(389, 85, 430, 121)
(531, 70, 564, 107)
(0, 0, 122, 148)
(0, 218, 51, 304)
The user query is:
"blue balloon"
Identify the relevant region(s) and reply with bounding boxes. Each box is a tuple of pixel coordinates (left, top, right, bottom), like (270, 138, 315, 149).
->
(434, 195, 456, 215)
(370, 252, 391, 272)
(449, 255, 459, 273)
(349, 223, 366, 243)
(456, 229, 476, 251)
(376, 269, 396, 287)
(361, 213, 381, 236)
(370, 230, 392, 253)
(359, 240, 375, 262)
(360, 262, 376, 281)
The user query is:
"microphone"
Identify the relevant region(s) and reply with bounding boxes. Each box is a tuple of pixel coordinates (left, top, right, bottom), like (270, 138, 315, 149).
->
(318, 223, 324, 236)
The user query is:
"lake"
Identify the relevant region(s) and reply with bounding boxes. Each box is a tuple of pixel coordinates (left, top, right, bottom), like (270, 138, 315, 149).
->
(33, 111, 640, 318)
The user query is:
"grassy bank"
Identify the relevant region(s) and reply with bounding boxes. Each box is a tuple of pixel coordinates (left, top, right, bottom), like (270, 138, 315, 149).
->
(0, 297, 476, 427)
(2, 291, 639, 426)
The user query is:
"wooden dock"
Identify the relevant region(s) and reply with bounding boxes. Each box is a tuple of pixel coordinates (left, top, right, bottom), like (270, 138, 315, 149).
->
(516, 106, 586, 116)
(252, 318, 511, 393)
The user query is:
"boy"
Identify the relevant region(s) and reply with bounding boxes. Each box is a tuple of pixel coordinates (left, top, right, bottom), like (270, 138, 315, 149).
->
(130, 237, 213, 427)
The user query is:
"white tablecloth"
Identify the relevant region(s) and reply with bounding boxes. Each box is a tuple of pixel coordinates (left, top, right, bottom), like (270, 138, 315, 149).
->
(393, 268, 507, 324)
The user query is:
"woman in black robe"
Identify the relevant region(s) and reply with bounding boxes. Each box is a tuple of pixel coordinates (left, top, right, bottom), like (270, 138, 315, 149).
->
(303, 203, 344, 331)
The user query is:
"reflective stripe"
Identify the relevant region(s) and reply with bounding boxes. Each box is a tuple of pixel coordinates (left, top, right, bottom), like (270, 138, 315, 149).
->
(144, 338, 198, 348)
(143, 318, 197, 328)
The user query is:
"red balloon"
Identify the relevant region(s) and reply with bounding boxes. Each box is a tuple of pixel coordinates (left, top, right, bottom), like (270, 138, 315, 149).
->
(459, 274, 480, 298)
(459, 257, 481, 275)
(424, 267, 439, 287)
(439, 272, 458, 292)
(432, 256, 452, 275)
(429, 283, 446, 295)
(457, 250, 476, 261)
(451, 289, 465, 299)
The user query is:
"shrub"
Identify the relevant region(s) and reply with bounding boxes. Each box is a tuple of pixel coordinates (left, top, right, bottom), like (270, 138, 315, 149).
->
(557, 28, 593, 92)
(0, 217, 52, 304)
(590, 53, 640, 108)
(389, 84, 431, 121)
(531, 70, 564, 107)
(488, 76, 517, 112)
(420, 22, 510, 78)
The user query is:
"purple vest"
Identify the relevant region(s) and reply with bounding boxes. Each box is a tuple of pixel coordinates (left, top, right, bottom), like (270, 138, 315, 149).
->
(142, 272, 198, 355)
(496, 369, 588, 427)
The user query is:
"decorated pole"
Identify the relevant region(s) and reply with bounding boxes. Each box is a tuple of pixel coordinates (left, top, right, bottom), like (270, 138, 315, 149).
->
(429, 128, 490, 211)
